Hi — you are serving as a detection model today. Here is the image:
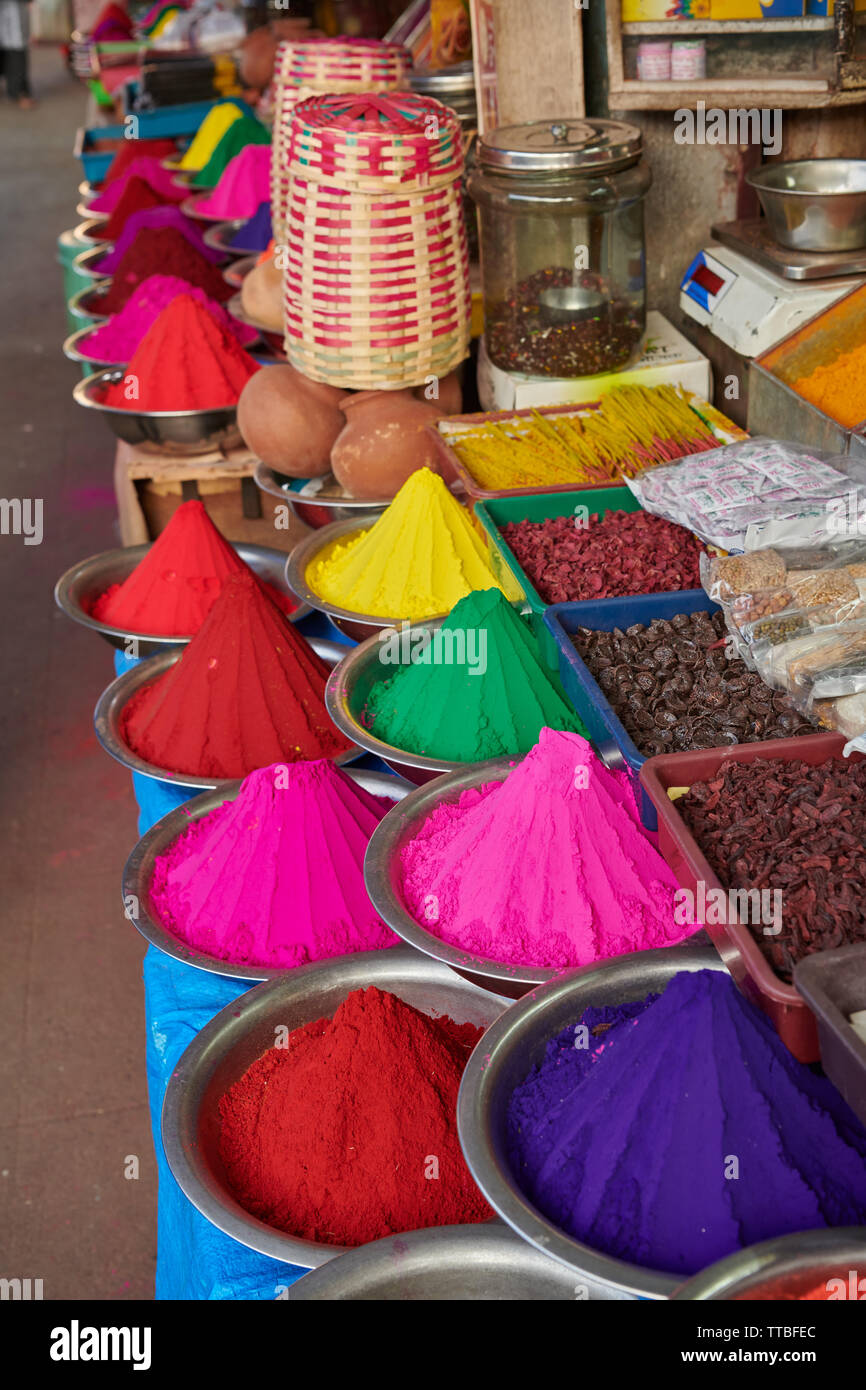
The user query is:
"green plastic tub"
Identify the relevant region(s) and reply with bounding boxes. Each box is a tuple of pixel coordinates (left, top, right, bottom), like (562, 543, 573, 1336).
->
(58, 228, 94, 336)
(475, 486, 643, 668)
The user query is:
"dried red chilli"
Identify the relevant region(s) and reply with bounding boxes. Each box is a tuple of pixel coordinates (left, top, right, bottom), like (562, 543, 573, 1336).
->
(679, 755, 866, 981)
(501, 509, 705, 605)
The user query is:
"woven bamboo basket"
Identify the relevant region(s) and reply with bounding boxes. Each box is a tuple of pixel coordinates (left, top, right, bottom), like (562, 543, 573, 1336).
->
(281, 93, 471, 391)
(270, 38, 411, 246)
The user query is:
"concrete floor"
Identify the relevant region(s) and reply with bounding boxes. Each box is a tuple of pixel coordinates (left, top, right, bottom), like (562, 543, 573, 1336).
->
(0, 48, 156, 1299)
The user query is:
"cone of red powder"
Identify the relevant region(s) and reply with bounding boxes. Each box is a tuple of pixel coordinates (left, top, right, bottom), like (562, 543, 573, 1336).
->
(120, 570, 353, 778)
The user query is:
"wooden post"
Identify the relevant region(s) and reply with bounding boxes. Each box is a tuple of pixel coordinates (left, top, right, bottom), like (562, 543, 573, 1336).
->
(491, 0, 585, 123)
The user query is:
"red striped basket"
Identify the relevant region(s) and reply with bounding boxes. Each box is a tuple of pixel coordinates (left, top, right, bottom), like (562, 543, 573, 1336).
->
(281, 93, 471, 391)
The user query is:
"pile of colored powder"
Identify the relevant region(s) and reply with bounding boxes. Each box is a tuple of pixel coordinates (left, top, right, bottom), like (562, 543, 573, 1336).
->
(102, 138, 177, 186)
(95, 207, 221, 273)
(82, 275, 256, 362)
(91, 158, 185, 213)
(101, 178, 167, 240)
(195, 146, 272, 220)
(218, 986, 492, 1245)
(365, 588, 586, 762)
(178, 102, 246, 172)
(150, 761, 399, 968)
(121, 571, 353, 776)
(103, 295, 260, 411)
(794, 343, 866, 429)
(500, 509, 705, 605)
(307, 468, 506, 620)
(507, 970, 866, 1275)
(399, 726, 685, 969)
(192, 115, 270, 189)
(229, 200, 272, 251)
(88, 499, 295, 632)
(99, 228, 235, 312)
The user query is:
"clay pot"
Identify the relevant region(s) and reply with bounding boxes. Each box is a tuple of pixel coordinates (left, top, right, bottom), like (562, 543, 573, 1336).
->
(412, 367, 463, 416)
(237, 364, 346, 477)
(239, 30, 277, 91)
(240, 257, 283, 333)
(330, 388, 448, 500)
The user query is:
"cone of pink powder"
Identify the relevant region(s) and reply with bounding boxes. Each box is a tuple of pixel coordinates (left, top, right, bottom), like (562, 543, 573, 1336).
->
(194, 146, 272, 220)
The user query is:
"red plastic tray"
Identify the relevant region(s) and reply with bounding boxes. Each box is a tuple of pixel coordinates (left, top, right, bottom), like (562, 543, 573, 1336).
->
(639, 732, 864, 1063)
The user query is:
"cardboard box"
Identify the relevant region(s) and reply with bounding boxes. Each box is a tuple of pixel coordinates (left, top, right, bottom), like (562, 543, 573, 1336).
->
(477, 310, 712, 413)
(622, 0, 709, 18)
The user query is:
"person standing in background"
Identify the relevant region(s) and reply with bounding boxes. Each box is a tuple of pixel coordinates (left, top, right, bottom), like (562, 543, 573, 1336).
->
(0, 0, 34, 107)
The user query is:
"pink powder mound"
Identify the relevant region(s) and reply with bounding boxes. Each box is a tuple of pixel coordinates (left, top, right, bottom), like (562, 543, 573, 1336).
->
(195, 146, 271, 220)
(81, 273, 258, 362)
(150, 760, 400, 969)
(398, 726, 693, 971)
(91, 157, 185, 212)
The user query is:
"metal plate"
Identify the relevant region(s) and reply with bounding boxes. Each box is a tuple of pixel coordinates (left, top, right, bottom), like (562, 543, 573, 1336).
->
(55, 542, 311, 656)
(122, 768, 413, 980)
(289, 1223, 589, 1300)
(93, 639, 355, 790)
(457, 945, 727, 1300)
(364, 755, 553, 997)
(672, 1228, 866, 1301)
(161, 946, 509, 1267)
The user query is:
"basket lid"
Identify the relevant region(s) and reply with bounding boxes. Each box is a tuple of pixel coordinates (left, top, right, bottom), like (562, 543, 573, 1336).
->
(479, 118, 642, 174)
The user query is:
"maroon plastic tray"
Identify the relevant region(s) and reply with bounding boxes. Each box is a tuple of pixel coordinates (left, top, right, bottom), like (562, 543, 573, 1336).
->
(639, 731, 863, 1063)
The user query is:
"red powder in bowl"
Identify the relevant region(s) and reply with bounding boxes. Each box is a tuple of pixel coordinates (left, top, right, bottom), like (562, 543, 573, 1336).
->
(98, 228, 235, 313)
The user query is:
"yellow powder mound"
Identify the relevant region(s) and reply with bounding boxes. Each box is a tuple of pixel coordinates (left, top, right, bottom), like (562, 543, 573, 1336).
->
(793, 343, 866, 430)
(306, 468, 507, 620)
(178, 103, 244, 171)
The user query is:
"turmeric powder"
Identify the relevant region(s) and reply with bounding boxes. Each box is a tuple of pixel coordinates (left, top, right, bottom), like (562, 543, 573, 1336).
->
(793, 345, 866, 429)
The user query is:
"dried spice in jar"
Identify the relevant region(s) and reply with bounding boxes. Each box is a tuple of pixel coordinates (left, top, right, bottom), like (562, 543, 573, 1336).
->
(573, 609, 814, 757)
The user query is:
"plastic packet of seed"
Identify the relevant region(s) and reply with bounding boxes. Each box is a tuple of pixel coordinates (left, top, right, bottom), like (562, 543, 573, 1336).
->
(752, 631, 821, 691)
(784, 622, 866, 705)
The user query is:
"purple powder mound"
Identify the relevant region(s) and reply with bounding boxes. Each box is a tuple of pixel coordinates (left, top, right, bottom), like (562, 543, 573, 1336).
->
(229, 200, 272, 251)
(507, 971, 866, 1277)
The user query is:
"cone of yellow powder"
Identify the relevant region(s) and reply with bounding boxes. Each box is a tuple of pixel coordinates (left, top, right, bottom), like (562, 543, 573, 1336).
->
(176, 103, 246, 172)
(305, 468, 509, 621)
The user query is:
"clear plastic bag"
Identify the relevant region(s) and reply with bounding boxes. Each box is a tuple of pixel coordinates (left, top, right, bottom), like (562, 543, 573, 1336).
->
(784, 624, 866, 711)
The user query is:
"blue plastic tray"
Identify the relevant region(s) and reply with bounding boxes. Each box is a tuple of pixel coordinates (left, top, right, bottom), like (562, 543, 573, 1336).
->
(73, 98, 249, 184)
(544, 590, 720, 830)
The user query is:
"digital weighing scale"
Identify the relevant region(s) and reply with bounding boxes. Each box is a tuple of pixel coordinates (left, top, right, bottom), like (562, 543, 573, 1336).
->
(679, 219, 866, 426)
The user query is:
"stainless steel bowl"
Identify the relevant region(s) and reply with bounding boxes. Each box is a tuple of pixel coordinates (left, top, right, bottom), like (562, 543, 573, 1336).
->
(325, 619, 506, 785)
(672, 1228, 866, 1301)
(67, 279, 113, 325)
(73, 216, 111, 245)
(225, 290, 277, 335)
(72, 369, 242, 455)
(161, 946, 508, 1267)
(78, 178, 99, 200)
(204, 219, 261, 258)
(180, 192, 226, 224)
(457, 945, 726, 1300)
(72, 244, 114, 279)
(364, 756, 552, 995)
(93, 636, 354, 790)
(223, 253, 257, 290)
(122, 767, 413, 979)
(62, 324, 125, 370)
(55, 542, 310, 656)
(255, 461, 389, 531)
(288, 1223, 591, 1300)
(747, 159, 866, 252)
(75, 196, 104, 219)
(287, 519, 445, 644)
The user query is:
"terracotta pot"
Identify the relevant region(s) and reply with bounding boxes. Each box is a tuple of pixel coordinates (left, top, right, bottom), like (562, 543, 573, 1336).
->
(240, 258, 283, 333)
(238, 364, 345, 477)
(331, 388, 446, 500)
(412, 367, 463, 416)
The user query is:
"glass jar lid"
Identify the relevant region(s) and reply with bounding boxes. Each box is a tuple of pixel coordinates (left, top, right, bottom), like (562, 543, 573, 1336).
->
(409, 60, 476, 97)
(478, 118, 643, 175)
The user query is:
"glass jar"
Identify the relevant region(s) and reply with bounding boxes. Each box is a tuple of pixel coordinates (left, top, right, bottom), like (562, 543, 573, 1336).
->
(410, 61, 479, 262)
(469, 118, 651, 379)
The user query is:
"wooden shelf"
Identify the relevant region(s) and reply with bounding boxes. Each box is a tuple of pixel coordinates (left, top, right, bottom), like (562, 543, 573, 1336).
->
(607, 81, 866, 108)
(623, 16, 834, 32)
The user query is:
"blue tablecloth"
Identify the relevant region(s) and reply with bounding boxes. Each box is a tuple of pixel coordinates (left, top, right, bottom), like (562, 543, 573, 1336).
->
(116, 610, 353, 1298)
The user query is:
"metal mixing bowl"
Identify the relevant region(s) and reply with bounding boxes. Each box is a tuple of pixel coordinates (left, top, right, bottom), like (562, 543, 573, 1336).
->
(73, 216, 111, 245)
(325, 621, 473, 783)
(288, 1223, 593, 1300)
(93, 636, 353, 789)
(67, 280, 113, 325)
(457, 945, 726, 1300)
(161, 945, 508, 1267)
(672, 1228, 866, 1301)
(747, 159, 866, 252)
(255, 461, 389, 531)
(222, 253, 257, 290)
(204, 219, 260, 258)
(180, 192, 225, 224)
(62, 324, 125, 370)
(72, 244, 113, 278)
(364, 755, 553, 995)
(122, 767, 412, 979)
(72, 370, 242, 454)
(55, 542, 310, 656)
(287, 520, 448, 644)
